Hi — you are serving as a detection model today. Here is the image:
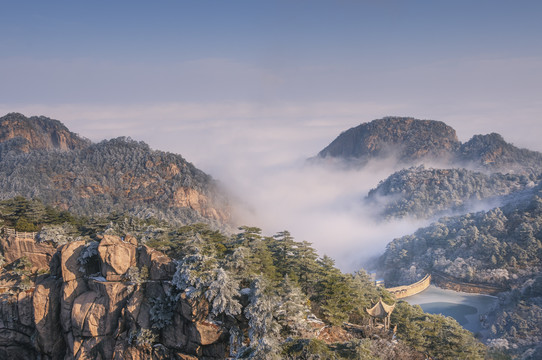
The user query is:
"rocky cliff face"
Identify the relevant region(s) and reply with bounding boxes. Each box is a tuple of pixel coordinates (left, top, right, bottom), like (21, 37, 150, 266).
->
(0, 233, 227, 360)
(0, 113, 231, 229)
(0, 113, 90, 152)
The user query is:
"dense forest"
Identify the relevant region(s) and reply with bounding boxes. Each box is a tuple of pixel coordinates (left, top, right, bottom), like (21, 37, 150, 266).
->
(0, 133, 230, 229)
(368, 166, 539, 220)
(0, 197, 487, 359)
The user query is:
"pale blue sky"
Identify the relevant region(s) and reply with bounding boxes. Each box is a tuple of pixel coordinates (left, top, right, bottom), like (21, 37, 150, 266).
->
(1, 1, 542, 266)
(2, 1, 541, 105)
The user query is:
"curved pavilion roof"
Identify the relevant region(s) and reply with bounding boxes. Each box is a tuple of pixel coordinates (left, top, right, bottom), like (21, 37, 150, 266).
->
(366, 298, 395, 318)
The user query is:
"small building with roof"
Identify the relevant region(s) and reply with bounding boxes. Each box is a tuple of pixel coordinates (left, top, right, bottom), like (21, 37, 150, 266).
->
(366, 298, 395, 330)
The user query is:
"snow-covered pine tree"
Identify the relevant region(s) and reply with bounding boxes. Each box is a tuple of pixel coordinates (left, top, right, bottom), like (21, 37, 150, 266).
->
(240, 277, 281, 359)
(276, 275, 310, 336)
(205, 267, 242, 317)
(171, 233, 217, 296)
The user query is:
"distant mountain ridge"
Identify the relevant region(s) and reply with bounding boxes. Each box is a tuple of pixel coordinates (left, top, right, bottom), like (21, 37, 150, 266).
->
(0, 113, 231, 229)
(317, 116, 542, 174)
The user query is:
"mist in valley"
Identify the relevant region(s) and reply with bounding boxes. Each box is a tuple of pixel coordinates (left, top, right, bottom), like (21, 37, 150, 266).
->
(3, 102, 536, 271)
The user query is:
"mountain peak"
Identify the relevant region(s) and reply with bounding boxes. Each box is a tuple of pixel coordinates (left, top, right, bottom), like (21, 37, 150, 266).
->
(457, 132, 542, 172)
(0, 113, 90, 152)
(318, 117, 460, 164)
(317, 117, 542, 173)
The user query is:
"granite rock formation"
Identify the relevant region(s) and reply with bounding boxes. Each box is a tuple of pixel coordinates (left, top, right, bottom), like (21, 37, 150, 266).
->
(0, 234, 227, 360)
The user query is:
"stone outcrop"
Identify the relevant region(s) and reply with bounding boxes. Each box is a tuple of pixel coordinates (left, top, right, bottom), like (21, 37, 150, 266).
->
(33, 276, 65, 359)
(173, 187, 229, 223)
(0, 112, 90, 152)
(97, 235, 137, 281)
(0, 234, 56, 271)
(0, 235, 228, 360)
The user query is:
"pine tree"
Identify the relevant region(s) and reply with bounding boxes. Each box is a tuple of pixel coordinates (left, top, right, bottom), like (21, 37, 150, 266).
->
(276, 275, 309, 336)
(233, 227, 277, 281)
(241, 277, 281, 359)
(314, 255, 355, 325)
(270, 231, 299, 281)
(205, 267, 242, 317)
(293, 240, 319, 296)
(171, 234, 217, 295)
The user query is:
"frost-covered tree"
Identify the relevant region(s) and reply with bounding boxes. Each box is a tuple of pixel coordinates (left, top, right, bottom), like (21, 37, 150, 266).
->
(234, 227, 277, 281)
(171, 252, 217, 296)
(276, 275, 309, 336)
(171, 233, 218, 296)
(37, 223, 79, 246)
(205, 267, 242, 317)
(240, 277, 281, 359)
(227, 246, 251, 276)
(149, 294, 175, 329)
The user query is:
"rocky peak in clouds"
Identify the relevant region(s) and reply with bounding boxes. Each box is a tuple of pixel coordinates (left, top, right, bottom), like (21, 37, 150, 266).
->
(317, 117, 460, 165)
(0, 113, 90, 152)
(317, 117, 542, 174)
(457, 133, 542, 173)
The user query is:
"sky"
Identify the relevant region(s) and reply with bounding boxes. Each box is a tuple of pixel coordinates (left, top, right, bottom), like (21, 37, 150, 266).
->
(1, 1, 541, 269)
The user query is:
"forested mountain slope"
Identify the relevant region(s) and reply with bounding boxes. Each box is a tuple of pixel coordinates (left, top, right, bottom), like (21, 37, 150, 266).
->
(317, 117, 542, 221)
(0, 113, 230, 229)
(318, 116, 542, 358)
(0, 198, 486, 359)
(457, 133, 542, 174)
(379, 183, 542, 355)
(368, 166, 539, 219)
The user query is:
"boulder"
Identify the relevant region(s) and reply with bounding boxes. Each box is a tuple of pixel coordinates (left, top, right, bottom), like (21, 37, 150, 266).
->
(60, 241, 87, 282)
(138, 245, 175, 281)
(202, 342, 227, 359)
(87, 280, 131, 335)
(0, 290, 37, 359)
(17, 291, 33, 327)
(61, 278, 89, 339)
(162, 311, 189, 351)
(125, 289, 151, 330)
(0, 235, 56, 271)
(33, 276, 65, 359)
(71, 290, 102, 337)
(179, 292, 209, 322)
(194, 321, 225, 346)
(97, 235, 136, 281)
